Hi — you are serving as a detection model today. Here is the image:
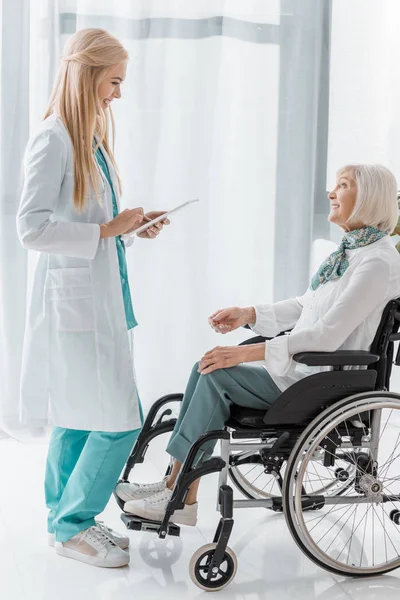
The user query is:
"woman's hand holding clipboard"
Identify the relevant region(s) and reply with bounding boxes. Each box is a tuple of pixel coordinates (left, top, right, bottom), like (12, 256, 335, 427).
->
(125, 198, 199, 239)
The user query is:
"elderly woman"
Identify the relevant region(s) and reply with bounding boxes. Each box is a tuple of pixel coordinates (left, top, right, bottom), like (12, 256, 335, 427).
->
(116, 163, 400, 526)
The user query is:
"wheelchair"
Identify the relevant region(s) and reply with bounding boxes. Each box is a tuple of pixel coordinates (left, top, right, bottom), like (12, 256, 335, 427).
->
(115, 298, 400, 591)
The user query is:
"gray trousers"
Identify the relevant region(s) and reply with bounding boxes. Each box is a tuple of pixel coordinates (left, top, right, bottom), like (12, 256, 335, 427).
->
(166, 362, 281, 463)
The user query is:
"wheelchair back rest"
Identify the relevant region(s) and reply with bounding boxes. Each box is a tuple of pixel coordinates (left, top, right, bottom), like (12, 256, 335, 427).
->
(369, 298, 400, 390)
(263, 369, 377, 426)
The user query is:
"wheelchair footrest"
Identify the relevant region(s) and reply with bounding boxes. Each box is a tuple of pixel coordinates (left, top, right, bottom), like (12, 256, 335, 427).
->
(120, 512, 181, 537)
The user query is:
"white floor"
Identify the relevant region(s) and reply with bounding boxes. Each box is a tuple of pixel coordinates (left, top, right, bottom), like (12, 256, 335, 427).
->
(3, 374, 400, 600)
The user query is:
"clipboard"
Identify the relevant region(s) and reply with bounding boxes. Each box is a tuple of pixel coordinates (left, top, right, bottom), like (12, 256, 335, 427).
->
(132, 198, 199, 236)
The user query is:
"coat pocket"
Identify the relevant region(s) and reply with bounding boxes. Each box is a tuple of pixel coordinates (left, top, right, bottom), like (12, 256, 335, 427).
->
(46, 267, 95, 332)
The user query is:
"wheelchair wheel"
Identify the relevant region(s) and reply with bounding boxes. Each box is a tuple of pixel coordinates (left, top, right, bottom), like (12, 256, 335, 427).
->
(283, 392, 400, 576)
(229, 449, 356, 500)
(189, 543, 237, 591)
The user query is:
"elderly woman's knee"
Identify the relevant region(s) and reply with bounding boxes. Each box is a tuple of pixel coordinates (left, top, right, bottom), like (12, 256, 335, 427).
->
(191, 361, 200, 375)
(199, 368, 230, 389)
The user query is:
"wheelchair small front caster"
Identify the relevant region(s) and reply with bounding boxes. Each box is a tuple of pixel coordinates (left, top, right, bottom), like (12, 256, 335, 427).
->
(189, 543, 237, 591)
(390, 509, 400, 525)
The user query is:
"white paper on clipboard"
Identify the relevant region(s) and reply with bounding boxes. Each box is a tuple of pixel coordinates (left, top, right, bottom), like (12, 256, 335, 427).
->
(131, 198, 199, 236)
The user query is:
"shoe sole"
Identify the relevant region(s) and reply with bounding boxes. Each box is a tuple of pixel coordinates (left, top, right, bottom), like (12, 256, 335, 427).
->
(55, 542, 129, 568)
(123, 506, 197, 527)
(116, 488, 167, 503)
(49, 533, 129, 551)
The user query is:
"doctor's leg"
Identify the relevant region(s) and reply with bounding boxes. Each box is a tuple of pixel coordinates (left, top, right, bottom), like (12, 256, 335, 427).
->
(52, 428, 140, 543)
(45, 427, 89, 536)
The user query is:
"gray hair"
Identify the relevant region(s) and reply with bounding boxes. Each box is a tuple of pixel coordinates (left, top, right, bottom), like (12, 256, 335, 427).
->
(337, 163, 398, 233)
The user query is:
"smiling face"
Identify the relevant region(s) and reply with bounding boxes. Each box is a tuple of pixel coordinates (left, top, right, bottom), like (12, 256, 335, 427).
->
(328, 170, 363, 231)
(97, 61, 127, 111)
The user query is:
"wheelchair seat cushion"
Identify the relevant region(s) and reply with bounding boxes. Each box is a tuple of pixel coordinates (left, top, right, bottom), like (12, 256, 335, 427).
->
(228, 405, 268, 428)
(227, 369, 378, 430)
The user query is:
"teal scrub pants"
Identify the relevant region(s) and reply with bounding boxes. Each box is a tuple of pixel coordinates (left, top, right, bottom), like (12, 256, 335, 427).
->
(166, 362, 282, 464)
(45, 402, 143, 542)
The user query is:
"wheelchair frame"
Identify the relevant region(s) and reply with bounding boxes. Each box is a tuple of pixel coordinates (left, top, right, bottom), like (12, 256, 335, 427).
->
(115, 298, 400, 591)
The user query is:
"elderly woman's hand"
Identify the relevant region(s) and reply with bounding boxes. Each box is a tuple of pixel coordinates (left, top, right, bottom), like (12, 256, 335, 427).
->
(208, 306, 256, 333)
(198, 346, 245, 375)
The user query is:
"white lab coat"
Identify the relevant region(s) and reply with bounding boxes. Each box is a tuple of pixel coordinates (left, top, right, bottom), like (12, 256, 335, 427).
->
(16, 112, 141, 432)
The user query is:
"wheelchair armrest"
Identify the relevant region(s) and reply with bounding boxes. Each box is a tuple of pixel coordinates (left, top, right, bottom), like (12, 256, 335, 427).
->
(239, 335, 268, 346)
(293, 350, 380, 367)
(240, 330, 291, 346)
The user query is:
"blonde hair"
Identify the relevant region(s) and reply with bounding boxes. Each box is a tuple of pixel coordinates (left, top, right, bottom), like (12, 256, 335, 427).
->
(337, 164, 399, 233)
(44, 28, 128, 212)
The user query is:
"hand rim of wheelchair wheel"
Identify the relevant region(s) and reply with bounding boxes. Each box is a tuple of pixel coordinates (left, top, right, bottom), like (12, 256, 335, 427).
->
(189, 543, 238, 591)
(283, 393, 400, 577)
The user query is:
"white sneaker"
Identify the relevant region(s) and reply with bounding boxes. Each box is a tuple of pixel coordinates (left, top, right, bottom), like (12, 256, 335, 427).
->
(48, 522, 129, 550)
(115, 477, 168, 502)
(95, 521, 130, 550)
(124, 488, 198, 526)
(55, 525, 129, 568)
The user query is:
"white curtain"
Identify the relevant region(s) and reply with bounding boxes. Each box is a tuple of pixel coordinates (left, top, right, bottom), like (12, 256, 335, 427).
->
(0, 0, 330, 437)
(0, 0, 31, 438)
(328, 0, 400, 241)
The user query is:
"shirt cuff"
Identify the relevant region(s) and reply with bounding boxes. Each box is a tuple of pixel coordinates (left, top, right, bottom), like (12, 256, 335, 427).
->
(264, 334, 293, 377)
(122, 233, 135, 247)
(250, 304, 278, 337)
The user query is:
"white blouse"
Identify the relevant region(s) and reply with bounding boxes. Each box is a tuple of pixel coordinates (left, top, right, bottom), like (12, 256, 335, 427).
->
(251, 237, 400, 392)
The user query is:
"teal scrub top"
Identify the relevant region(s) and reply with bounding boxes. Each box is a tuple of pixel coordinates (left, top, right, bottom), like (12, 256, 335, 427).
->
(95, 146, 138, 330)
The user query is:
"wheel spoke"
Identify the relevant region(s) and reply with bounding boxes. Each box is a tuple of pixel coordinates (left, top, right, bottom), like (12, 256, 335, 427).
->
(290, 400, 400, 573)
(305, 503, 352, 525)
(324, 505, 359, 554)
(377, 409, 393, 447)
(379, 433, 400, 479)
(382, 503, 388, 564)
(371, 504, 400, 560)
(346, 503, 359, 564)
(243, 465, 258, 478)
(372, 507, 375, 565)
(309, 459, 327, 492)
(314, 503, 355, 546)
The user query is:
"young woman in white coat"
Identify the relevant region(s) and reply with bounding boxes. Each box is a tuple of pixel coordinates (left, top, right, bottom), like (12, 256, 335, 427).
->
(17, 29, 168, 568)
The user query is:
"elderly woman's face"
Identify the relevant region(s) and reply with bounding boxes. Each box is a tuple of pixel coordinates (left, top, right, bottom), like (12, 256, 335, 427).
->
(328, 171, 359, 231)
